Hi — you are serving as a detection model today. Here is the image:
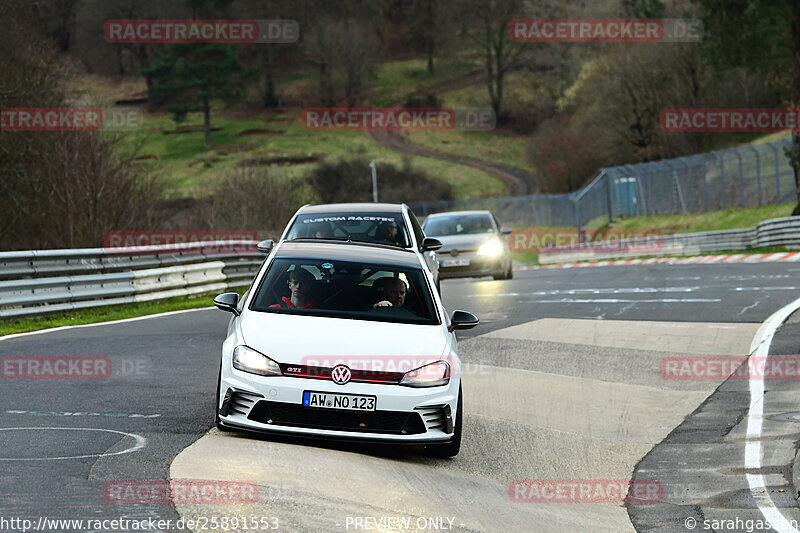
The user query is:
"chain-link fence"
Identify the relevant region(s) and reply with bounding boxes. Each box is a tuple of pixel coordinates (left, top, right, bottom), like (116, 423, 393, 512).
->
(410, 136, 797, 229)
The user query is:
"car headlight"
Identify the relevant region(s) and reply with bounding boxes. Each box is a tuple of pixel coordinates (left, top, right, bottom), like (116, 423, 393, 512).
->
(232, 345, 282, 376)
(477, 238, 504, 257)
(399, 361, 450, 387)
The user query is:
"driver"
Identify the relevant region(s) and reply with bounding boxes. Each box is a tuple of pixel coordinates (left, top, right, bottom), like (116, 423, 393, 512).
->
(373, 277, 407, 308)
(311, 222, 333, 239)
(271, 268, 316, 309)
(376, 220, 401, 245)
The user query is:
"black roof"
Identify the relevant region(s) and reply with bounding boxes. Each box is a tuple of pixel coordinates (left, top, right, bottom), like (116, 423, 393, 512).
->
(273, 240, 421, 268)
(297, 203, 406, 214)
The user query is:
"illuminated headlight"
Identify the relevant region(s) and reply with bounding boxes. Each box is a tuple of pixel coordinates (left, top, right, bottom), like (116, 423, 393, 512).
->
(232, 345, 282, 376)
(477, 239, 504, 257)
(400, 361, 450, 387)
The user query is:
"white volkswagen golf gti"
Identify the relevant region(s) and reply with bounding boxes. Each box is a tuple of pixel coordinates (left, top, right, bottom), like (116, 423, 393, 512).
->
(212, 239, 478, 457)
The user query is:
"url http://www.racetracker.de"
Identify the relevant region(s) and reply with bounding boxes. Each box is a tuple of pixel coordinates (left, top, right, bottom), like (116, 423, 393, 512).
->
(0, 515, 281, 531)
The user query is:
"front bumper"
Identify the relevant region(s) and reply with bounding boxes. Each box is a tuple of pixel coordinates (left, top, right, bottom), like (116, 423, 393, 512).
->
(217, 364, 459, 442)
(438, 252, 505, 279)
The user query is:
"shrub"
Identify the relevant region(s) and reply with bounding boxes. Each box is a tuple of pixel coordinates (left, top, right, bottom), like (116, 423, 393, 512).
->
(185, 167, 304, 232)
(306, 158, 454, 204)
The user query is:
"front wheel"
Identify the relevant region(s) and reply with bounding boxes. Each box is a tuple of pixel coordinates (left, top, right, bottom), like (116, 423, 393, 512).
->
(424, 387, 462, 458)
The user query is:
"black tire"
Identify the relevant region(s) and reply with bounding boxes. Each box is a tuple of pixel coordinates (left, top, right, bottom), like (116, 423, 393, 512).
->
(424, 386, 462, 458)
(214, 362, 231, 432)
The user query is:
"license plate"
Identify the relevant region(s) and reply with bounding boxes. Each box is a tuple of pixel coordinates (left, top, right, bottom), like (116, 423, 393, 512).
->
(442, 258, 469, 267)
(303, 391, 376, 411)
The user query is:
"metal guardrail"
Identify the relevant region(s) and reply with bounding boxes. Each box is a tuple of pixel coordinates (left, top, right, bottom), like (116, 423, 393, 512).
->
(538, 216, 800, 264)
(0, 241, 262, 318)
(5, 219, 798, 317)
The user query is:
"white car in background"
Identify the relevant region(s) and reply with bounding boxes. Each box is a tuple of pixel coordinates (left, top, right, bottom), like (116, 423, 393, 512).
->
(280, 203, 443, 291)
(213, 239, 478, 457)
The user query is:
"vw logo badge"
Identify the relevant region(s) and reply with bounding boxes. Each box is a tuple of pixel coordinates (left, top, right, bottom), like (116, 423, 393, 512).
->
(331, 364, 351, 385)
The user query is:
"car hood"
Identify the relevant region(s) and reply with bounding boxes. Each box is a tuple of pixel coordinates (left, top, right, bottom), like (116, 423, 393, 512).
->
(238, 312, 449, 367)
(432, 233, 497, 253)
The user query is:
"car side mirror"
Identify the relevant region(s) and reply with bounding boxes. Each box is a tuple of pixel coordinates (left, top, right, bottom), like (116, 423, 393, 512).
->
(500, 227, 512, 235)
(421, 238, 442, 251)
(214, 292, 241, 316)
(448, 310, 479, 332)
(257, 239, 274, 254)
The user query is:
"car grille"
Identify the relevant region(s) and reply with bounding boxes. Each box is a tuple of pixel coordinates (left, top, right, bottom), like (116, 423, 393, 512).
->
(442, 249, 477, 256)
(247, 400, 427, 435)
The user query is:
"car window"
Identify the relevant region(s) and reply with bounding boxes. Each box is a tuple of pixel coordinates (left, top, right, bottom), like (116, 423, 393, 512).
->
(423, 214, 495, 236)
(250, 257, 439, 325)
(285, 212, 412, 248)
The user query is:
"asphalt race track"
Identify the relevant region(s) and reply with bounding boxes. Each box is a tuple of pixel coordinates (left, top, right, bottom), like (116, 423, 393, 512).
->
(2, 263, 800, 532)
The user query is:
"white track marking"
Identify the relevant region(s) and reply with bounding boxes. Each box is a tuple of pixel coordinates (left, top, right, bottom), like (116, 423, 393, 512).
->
(529, 298, 721, 304)
(0, 427, 146, 461)
(516, 252, 800, 270)
(0, 307, 213, 342)
(745, 296, 800, 533)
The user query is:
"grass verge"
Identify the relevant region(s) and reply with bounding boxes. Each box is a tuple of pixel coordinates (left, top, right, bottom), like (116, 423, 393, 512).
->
(0, 289, 246, 337)
(583, 203, 796, 233)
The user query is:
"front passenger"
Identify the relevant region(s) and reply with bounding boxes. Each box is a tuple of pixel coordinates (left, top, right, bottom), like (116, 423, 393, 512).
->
(271, 269, 317, 309)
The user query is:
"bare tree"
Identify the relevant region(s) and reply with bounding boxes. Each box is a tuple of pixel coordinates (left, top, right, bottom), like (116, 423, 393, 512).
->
(5, 133, 164, 249)
(233, 0, 298, 107)
(74, 0, 177, 79)
(0, 0, 163, 250)
(533, 41, 778, 193)
(187, 167, 302, 231)
(564, 44, 715, 163)
(305, 18, 382, 107)
(32, 0, 81, 51)
(460, 0, 527, 118)
(406, 0, 454, 76)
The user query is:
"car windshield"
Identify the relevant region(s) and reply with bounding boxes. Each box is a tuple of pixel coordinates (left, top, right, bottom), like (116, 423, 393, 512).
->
(285, 212, 412, 248)
(250, 257, 438, 325)
(423, 214, 495, 236)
